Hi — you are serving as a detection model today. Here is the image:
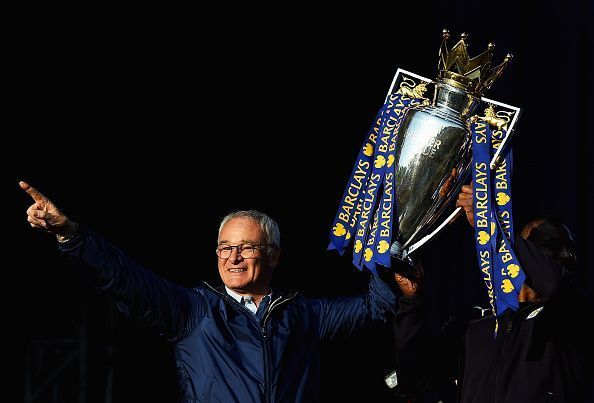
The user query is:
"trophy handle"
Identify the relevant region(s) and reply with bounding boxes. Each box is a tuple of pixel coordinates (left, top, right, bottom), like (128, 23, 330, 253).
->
(406, 208, 463, 255)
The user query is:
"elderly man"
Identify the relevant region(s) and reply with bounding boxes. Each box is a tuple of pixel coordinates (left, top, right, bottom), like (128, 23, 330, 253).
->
(20, 181, 397, 403)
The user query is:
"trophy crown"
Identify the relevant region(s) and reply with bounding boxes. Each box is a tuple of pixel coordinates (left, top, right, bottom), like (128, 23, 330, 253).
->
(438, 29, 512, 96)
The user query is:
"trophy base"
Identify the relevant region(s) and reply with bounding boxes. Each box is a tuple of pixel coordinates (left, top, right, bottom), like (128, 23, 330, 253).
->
(390, 240, 424, 289)
(390, 241, 413, 266)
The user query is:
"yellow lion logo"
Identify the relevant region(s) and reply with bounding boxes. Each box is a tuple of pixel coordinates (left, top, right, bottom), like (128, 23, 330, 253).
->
(397, 80, 429, 99)
(478, 105, 510, 131)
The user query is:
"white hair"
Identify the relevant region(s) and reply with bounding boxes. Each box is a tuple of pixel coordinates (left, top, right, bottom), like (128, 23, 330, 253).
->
(218, 210, 281, 252)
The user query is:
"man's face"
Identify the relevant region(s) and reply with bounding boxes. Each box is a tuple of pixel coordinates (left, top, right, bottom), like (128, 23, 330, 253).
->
(526, 221, 577, 270)
(217, 217, 278, 295)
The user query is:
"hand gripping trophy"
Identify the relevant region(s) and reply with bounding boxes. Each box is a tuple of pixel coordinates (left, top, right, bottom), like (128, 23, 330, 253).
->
(329, 29, 524, 317)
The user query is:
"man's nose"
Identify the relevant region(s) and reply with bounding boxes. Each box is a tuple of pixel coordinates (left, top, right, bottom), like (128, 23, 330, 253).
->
(229, 247, 244, 262)
(557, 246, 577, 267)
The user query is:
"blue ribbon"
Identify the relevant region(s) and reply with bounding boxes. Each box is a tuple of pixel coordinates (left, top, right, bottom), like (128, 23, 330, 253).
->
(357, 92, 414, 269)
(329, 84, 426, 271)
(491, 128, 525, 313)
(471, 120, 498, 320)
(471, 120, 525, 320)
(366, 94, 418, 269)
(328, 111, 383, 255)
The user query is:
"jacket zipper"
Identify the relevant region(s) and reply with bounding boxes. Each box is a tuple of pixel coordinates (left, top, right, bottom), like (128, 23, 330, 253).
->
(261, 293, 298, 403)
(492, 317, 513, 403)
(202, 283, 298, 402)
(491, 303, 541, 403)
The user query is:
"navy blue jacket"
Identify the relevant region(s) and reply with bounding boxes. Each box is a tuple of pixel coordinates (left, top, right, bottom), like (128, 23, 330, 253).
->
(59, 227, 397, 402)
(393, 237, 594, 402)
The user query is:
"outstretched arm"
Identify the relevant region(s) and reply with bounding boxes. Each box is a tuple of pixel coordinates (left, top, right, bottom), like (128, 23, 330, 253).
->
(20, 181, 204, 340)
(308, 270, 398, 342)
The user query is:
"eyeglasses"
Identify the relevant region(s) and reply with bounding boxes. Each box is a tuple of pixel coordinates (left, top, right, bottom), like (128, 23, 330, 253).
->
(215, 243, 270, 259)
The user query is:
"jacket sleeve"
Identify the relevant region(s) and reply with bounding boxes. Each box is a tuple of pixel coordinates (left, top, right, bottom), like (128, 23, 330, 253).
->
(392, 294, 462, 400)
(308, 270, 397, 342)
(393, 295, 427, 397)
(58, 225, 205, 340)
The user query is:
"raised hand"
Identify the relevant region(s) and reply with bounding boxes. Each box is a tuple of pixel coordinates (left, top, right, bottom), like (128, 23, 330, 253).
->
(394, 262, 424, 297)
(456, 184, 474, 228)
(395, 273, 419, 297)
(20, 181, 78, 241)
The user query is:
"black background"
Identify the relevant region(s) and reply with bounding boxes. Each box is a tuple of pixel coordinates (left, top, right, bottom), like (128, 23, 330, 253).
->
(8, 2, 593, 402)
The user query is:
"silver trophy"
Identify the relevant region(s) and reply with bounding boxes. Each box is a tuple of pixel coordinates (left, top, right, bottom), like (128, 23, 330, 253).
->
(387, 30, 520, 260)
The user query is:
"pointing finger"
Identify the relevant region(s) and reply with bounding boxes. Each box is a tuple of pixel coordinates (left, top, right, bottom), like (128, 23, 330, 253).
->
(19, 181, 48, 203)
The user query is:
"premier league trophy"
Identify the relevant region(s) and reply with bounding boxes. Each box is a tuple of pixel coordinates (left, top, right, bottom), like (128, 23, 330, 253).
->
(329, 30, 525, 318)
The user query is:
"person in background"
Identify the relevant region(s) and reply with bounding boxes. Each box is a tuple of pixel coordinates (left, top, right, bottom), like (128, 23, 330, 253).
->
(391, 184, 594, 402)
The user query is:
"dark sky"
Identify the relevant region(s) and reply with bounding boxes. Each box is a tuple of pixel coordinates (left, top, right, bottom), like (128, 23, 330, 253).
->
(8, 2, 593, 402)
